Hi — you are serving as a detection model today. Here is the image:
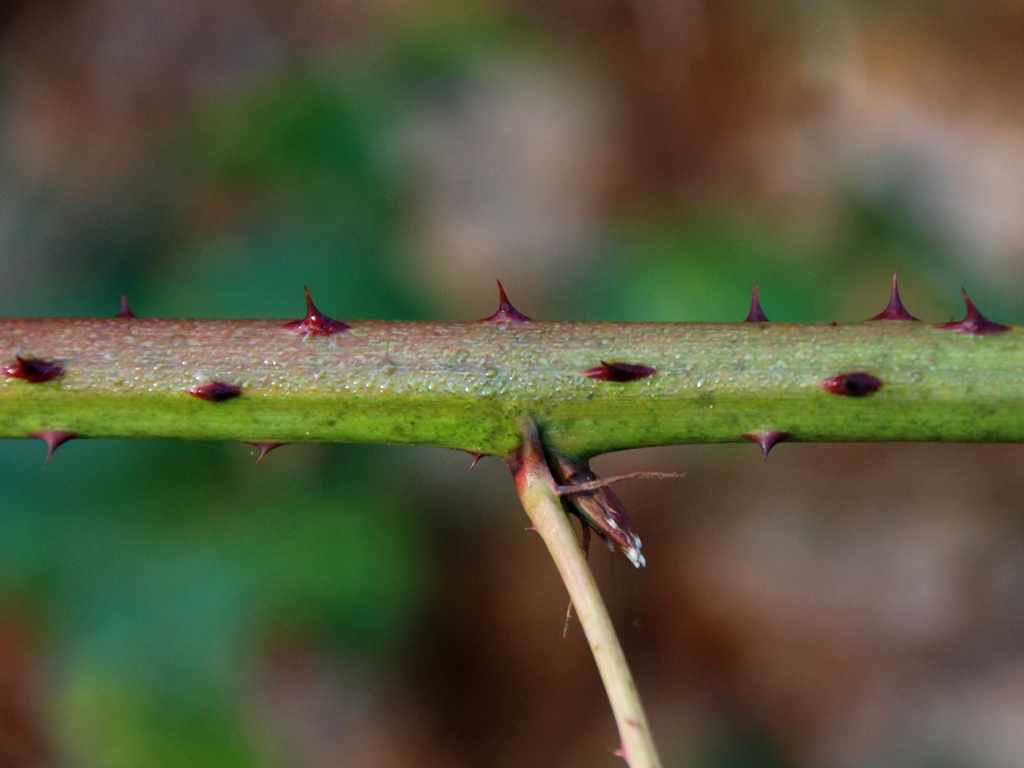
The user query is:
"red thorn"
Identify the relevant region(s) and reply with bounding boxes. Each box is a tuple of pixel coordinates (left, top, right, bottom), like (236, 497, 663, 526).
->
(467, 452, 485, 470)
(116, 293, 137, 319)
(871, 272, 919, 321)
(936, 288, 1011, 335)
(481, 281, 532, 323)
(745, 281, 769, 322)
(3, 356, 64, 383)
(283, 286, 350, 337)
(583, 361, 657, 382)
(248, 441, 286, 463)
(31, 430, 76, 464)
(820, 372, 884, 397)
(188, 381, 242, 402)
(741, 431, 792, 460)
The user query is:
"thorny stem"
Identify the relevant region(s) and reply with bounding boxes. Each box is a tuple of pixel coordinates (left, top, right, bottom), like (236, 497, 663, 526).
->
(2, 318, 1024, 455)
(511, 420, 661, 768)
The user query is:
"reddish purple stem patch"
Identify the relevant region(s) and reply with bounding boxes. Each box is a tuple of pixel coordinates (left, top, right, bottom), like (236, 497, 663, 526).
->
(820, 372, 884, 397)
(481, 281, 532, 323)
(936, 289, 1011, 335)
(283, 286, 350, 337)
(870, 273, 919, 321)
(3, 356, 64, 383)
(189, 381, 242, 402)
(583, 361, 657, 382)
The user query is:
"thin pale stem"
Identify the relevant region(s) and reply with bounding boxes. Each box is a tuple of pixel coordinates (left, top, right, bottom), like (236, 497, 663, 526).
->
(511, 420, 662, 768)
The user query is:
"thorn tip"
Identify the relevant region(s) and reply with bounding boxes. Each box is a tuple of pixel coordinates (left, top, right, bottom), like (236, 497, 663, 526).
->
(283, 286, 350, 337)
(741, 431, 792, 460)
(745, 281, 769, 322)
(247, 441, 286, 463)
(871, 272, 919, 321)
(936, 288, 1011, 335)
(481, 281, 532, 323)
(31, 430, 76, 464)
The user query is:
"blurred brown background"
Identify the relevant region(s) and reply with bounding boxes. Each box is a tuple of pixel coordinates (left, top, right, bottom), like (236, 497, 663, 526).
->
(1, 1, 1024, 766)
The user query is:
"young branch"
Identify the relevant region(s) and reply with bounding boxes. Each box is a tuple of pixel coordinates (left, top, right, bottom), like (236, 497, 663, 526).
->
(510, 420, 661, 768)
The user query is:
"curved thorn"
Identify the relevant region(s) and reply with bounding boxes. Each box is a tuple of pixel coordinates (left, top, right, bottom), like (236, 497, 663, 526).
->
(481, 281, 532, 323)
(935, 288, 1011, 335)
(31, 430, 76, 465)
(248, 441, 286, 463)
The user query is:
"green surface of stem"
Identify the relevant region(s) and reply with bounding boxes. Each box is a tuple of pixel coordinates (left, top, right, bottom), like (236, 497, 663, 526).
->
(1, 318, 1021, 455)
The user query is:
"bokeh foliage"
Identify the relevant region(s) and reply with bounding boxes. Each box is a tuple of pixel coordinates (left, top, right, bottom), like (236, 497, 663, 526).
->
(0, 0, 1020, 765)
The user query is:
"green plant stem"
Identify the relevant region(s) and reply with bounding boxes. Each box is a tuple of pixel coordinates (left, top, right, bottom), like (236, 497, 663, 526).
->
(511, 420, 661, 768)
(1, 318, 1022, 455)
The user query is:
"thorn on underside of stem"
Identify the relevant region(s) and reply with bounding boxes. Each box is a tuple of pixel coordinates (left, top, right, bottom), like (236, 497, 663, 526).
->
(741, 431, 792, 460)
(248, 441, 287, 463)
(31, 430, 76, 464)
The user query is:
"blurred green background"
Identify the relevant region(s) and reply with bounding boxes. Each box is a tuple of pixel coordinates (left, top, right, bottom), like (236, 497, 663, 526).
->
(2, 1, 1024, 766)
